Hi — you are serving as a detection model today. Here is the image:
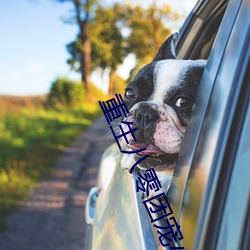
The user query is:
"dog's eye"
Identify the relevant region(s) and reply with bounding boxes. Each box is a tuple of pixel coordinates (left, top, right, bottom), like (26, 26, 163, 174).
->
(175, 97, 192, 108)
(125, 89, 136, 100)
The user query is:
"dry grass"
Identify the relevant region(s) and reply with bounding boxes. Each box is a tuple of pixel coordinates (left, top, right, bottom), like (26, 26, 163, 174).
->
(0, 95, 47, 114)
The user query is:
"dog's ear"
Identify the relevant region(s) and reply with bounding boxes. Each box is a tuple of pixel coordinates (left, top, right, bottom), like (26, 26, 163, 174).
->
(153, 32, 179, 61)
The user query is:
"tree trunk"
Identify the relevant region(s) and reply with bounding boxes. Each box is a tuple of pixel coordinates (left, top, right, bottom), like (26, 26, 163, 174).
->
(81, 21, 91, 98)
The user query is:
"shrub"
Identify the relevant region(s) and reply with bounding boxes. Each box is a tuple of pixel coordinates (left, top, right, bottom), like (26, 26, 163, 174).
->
(48, 77, 85, 108)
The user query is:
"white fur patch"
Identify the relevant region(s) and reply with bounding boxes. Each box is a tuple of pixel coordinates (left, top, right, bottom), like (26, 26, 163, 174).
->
(154, 121, 183, 154)
(152, 59, 206, 104)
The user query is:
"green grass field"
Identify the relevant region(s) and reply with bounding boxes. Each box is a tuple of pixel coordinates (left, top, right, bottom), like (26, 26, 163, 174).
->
(0, 96, 101, 229)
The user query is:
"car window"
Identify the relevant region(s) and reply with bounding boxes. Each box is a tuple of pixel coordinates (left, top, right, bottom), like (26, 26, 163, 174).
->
(177, 0, 228, 60)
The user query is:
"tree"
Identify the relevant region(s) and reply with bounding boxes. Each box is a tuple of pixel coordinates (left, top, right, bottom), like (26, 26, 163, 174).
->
(124, 4, 172, 70)
(65, 3, 174, 94)
(90, 4, 127, 95)
(54, 0, 98, 97)
(67, 4, 127, 95)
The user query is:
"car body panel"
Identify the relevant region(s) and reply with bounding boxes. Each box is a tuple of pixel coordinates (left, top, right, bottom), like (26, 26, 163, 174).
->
(85, 0, 250, 249)
(92, 143, 157, 250)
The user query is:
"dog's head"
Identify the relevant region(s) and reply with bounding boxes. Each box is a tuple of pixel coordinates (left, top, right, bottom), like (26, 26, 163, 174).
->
(121, 33, 206, 172)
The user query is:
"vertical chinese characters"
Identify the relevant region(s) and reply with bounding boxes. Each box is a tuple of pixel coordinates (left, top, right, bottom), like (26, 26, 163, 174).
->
(99, 94, 184, 249)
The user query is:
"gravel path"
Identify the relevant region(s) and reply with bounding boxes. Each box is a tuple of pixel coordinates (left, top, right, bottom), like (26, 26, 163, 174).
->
(0, 116, 113, 250)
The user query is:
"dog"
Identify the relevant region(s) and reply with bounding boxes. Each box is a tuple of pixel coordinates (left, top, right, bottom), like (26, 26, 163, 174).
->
(121, 33, 206, 197)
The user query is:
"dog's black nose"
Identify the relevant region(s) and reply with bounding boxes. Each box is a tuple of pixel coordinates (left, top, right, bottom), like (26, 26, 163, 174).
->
(134, 109, 159, 129)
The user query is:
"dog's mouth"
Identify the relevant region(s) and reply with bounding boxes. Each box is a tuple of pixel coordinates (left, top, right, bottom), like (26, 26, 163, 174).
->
(129, 142, 178, 170)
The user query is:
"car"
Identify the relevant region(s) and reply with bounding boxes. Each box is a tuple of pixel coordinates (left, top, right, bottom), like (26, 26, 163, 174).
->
(85, 0, 250, 249)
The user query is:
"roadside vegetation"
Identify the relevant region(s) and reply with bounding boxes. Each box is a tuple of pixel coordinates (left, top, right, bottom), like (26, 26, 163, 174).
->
(0, 81, 106, 230)
(0, 0, 180, 231)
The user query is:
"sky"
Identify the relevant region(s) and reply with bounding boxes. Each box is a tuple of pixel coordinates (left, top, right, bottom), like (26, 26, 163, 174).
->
(0, 0, 197, 96)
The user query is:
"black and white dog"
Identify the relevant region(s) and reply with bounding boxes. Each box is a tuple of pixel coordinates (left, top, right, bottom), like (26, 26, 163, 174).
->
(121, 33, 206, 196)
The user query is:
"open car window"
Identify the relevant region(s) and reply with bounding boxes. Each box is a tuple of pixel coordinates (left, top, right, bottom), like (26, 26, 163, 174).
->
(177, 0, 228, 60)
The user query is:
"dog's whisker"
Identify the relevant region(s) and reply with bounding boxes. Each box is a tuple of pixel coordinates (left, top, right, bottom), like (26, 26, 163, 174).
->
(110, 121, 122, 126)
(104, 131, 112, 138)
(111, 126, 120, 133)
(104, 125, 121, 139)
(104, 133, 116, 140)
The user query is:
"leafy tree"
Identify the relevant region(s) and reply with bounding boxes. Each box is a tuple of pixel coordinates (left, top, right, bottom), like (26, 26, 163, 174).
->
(67, 4, 126, 95)
(53, 0, 98, 97)
(65, 3, 174, 94)
(90, 4, 127, 95)
(124, 4, 172, 66)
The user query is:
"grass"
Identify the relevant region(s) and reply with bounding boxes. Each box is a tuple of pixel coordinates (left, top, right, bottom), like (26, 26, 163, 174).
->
(0, 95, 102, 230)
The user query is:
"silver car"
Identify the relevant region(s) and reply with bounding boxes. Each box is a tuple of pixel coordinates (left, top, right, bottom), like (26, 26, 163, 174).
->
(85, 0, 250, 249)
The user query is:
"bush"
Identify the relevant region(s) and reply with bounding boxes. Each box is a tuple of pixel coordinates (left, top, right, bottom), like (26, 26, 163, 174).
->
(48, 77, 85, 108)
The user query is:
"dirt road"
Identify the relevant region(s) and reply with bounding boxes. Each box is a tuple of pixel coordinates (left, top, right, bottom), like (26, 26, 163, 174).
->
(0, 116, 113, 250)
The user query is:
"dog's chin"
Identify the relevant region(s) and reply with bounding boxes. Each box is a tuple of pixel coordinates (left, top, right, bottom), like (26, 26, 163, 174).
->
(133, 153, 178, 171)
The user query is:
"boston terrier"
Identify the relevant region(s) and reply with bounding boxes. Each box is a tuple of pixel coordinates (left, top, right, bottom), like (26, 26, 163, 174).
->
(121, 33, 206, 197)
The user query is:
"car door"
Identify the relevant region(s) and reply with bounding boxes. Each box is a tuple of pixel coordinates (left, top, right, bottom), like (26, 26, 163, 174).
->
(168, 0, 250, 249)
